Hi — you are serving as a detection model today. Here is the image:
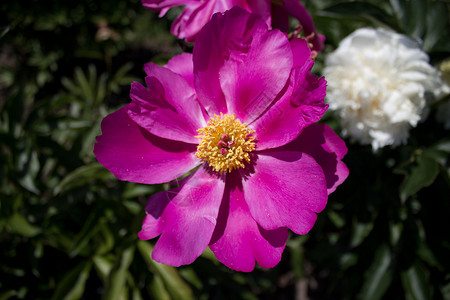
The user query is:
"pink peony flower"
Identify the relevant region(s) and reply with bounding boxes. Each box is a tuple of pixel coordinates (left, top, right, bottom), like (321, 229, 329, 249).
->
(142, 0, 325, 53)
(94, 7, 347, 271)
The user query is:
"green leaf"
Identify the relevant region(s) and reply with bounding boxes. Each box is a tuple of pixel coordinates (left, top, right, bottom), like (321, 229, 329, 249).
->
(400, 154, 439, 201)
(390, 0, 426, 38)
(340, 253, 358, 270)
(92, 256, 113, 283)
(149, 274, 171, 300)
(16, 148, 40, 194)
(328, 210, 345, 228)
(123, 183, 155, 199)
(433, 140, 450, 153)
(95, 73, 107, 106)
(442, 280, 450, 300)
(323, 1, 396, 28)
(7, 213, 41, 237)
(417, 242, 442, 271)
(200, 246, 218, 263)
(54, 163, 112, 195)
(178, 268, 203, 290)
(423, 1, 450, 52)
(128, 273, 144, 300)
(351, 221, 374, 248)
(0, 290, 18, 300)
(51, 261, 92, 300)
(109, 62, 137, 94)
(287, 237, 305, 278)
(406, 0, 427, 38)
(87, 64, 98, 97)
(137, 241, 194, 300)
(0, 26, 10, 39)
(360, 244, 393, 300)
(79, 117, 102, 159)
(425, 139, 450, 166)
(74, 66, 94, 103)
(69, 208, 105, 257)
(389, 222, 403, 246)
(95, 223, 115, 255)
(102, 246, 135, 300)
(61, 76, 79, 95)
(401, 261, 431, 300)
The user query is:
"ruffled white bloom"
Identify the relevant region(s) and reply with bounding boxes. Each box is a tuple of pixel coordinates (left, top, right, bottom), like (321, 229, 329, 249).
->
(324, 27, 445, 150)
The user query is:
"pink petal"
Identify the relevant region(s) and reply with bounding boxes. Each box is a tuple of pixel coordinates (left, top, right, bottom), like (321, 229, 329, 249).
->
(94, 106, 200, 184)
(290, 62, 327, 120)
(209, 175, 288, 272)
(290, 37, 312, 68)
(150, 0, 272, 41)
(193, 7, 242, 116)
(214, 0, 272, 24)
(246, 0, 272, 23)
(243, 151, 328, 234)
(138, 166, 225, 266)
(143, 63, 204, 124)
(194, 7, 292, 121)
(143, 0, 273, 42)
(280, 123, 349, 194)
(172, 0, 216, 41)
(270, 2, 289, 32)
(127, 63, 205, 144)
(220, 28, 292, 123)
(251, 41, 327, 150)
(165, 53, 194, 89)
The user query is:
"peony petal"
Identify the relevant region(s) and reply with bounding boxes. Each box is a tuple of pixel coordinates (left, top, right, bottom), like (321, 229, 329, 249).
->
(127, 63, 205, 144)
(219, 28, 292, 123)
(279, 123, 349, 194)
(172, 0, 216, 41)
(165, 53, 194, 88)
(94, 106, 200, 184)
(250, 42, 327, 150)
(144, 62, 205, 128)
(243, 0, 272, 24)
(214, 0, 272, 24)
(194, 7, 292, 121)
(243, 151, 327, 234)
(138, 166, 225, 266)
(290, 37, 312, 68)
(145, 0, 272, 42)
(289, 63, 328, 121)
(270, 2, 289, 31)
(193, 6, 246, 116)
(209, 174, 288, 272)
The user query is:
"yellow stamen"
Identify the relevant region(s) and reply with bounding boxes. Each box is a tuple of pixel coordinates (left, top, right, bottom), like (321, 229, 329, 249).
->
(195, 113, 256, 173)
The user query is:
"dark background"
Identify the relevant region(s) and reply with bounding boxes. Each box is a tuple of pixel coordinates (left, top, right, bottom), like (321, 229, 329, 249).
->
(1, 0, 449, 299)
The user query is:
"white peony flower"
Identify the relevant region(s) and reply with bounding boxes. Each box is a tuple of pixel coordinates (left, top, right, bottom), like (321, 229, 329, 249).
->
(324, 27, 445, 150)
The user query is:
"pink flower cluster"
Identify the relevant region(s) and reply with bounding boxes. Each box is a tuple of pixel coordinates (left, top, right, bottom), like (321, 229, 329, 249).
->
(95, 5, 348, 271)
(142, 0, 325, 53)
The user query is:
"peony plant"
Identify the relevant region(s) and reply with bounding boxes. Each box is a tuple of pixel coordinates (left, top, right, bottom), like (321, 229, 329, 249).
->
(94, 7, 348, 271)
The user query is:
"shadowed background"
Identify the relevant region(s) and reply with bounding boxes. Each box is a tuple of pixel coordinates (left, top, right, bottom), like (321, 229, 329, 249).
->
(1, 0, 449, 299)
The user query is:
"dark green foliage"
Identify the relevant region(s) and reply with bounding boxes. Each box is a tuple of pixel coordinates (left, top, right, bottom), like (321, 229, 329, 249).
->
(1, 0, 449, 299)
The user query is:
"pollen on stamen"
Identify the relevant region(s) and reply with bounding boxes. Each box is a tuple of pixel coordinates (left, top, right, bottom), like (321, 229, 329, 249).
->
(195, 113, 255, 173)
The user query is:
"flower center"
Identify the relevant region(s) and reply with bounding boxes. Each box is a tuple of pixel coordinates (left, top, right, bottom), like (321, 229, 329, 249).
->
(195, 113, 255, 173)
